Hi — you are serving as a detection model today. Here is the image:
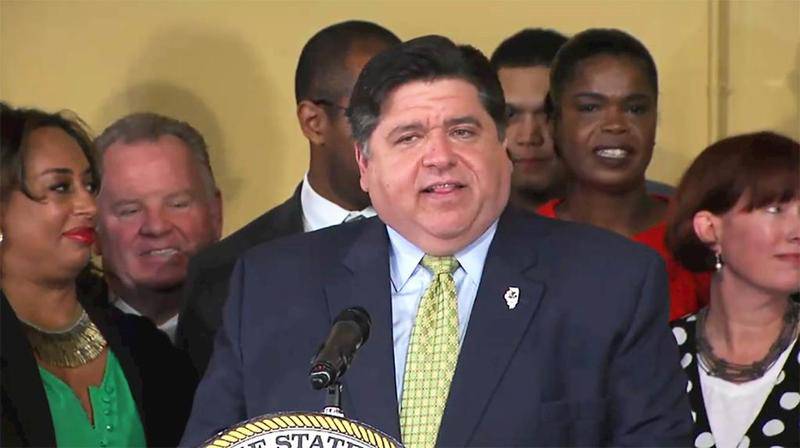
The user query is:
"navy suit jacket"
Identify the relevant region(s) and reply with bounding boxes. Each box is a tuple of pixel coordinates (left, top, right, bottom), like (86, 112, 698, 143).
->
(182, 208, 692, 446)
(176, 184, 304, 374)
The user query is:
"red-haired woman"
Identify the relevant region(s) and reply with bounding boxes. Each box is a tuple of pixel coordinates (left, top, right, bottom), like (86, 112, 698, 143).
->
(667, 132, 799, 448)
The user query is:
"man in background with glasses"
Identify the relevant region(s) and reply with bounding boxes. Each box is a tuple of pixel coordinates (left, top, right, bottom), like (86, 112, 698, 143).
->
(176, 21, 401, 375)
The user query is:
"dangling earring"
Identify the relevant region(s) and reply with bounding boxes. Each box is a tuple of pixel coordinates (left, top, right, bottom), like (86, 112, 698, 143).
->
(0, 230, 4, 243)
(714, 252, 723, 272)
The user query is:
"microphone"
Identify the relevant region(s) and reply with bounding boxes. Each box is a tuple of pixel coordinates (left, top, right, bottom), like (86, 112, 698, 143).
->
(309, 307, 372, 390)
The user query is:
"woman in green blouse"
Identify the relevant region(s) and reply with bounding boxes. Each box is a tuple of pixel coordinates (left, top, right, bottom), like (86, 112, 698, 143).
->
(1, 103, 196, 447)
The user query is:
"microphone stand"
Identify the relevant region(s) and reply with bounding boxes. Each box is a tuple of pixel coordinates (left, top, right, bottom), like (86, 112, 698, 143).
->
(322, 382, 345, 417)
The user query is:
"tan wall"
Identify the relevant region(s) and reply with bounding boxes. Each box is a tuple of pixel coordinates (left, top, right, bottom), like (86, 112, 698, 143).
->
(721, 0, 799, 140)
(2, 0, 797, 236)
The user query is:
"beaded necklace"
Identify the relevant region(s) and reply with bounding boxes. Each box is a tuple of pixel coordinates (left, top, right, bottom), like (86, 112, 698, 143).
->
(696, 301, 800, 383)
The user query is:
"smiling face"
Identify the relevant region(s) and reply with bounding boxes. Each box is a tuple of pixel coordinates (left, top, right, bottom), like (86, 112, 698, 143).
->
(0, 127, 97, 282)
(553, 54, 657, 192)
(356, 78, 512, 255)
(711, 197, 800, 296)
(96, 135, 221, 293)
(498, 65, 565, 199)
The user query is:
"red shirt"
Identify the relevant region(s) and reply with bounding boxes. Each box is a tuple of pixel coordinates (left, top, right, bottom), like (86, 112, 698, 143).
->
(537, 198, 710, 321)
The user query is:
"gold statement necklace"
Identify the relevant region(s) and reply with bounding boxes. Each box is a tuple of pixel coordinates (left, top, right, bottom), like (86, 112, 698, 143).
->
(19, 308, 108, 368)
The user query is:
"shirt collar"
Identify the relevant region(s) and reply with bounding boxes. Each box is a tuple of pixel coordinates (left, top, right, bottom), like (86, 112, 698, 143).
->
(110, 293, 178, 342)
(300, 173, 375, 232)
(387, 220, 499, 292)
(110, 293, 141, 316)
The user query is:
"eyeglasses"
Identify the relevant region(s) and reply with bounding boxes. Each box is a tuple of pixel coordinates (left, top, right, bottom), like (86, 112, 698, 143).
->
(311, 98, 348, 114)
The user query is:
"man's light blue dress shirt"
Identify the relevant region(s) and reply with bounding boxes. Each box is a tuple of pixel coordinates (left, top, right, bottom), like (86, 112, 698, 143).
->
(387, 221, 498, 404)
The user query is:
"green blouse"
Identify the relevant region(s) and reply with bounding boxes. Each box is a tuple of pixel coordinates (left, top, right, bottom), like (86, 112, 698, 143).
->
(38, 351, 146, 447)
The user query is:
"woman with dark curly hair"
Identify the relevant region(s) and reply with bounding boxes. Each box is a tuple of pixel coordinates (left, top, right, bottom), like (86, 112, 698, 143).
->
(0, 102, 196, 447)
(667, 131, 799, 448)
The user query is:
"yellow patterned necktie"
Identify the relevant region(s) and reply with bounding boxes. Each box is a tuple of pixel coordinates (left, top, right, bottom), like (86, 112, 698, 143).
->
(400, 255, 460, 448)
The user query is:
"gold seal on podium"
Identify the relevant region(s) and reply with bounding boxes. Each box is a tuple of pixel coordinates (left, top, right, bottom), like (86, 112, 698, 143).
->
(202, 411, 403, 448)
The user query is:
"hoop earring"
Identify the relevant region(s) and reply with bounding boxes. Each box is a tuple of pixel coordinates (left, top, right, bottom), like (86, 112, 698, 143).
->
(714, 252, 723, 272)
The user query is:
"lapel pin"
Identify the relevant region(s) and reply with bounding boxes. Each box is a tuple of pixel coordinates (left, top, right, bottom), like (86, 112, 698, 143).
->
(504, 287, 519, 310)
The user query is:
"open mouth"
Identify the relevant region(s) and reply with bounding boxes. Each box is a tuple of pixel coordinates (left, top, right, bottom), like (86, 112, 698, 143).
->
(142, 248, 180, 257)
(594, 147, 631, 160)
(422, 182, 465, 194)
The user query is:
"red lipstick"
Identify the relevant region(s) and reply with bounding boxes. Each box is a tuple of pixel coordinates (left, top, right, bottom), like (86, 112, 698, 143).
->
(63, 227, 96, 245)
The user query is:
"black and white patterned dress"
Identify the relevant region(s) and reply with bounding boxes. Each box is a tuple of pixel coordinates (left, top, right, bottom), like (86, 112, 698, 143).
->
(671, 313, 799, 448)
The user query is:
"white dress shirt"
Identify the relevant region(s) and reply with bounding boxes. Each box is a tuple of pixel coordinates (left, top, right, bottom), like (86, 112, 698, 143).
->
(300, 174, 376, 232)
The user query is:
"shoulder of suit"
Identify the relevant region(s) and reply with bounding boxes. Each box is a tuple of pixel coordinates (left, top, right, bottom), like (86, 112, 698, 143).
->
(190, 194, 303, 271)
(240, 215, 371, 265)
(88, 304, 160, 340)
(508, 207, 661, 266)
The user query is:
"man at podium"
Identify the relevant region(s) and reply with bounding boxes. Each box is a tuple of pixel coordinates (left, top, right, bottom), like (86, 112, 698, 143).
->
(182, 35, 691, 447)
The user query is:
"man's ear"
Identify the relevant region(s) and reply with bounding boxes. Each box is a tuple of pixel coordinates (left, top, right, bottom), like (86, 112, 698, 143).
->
(93, 229, 103, 256)
(693, 210, 722, 251)
(547, 118, 565, 160)
(93, 194, 106, 256)
(0, 206, 5, 250)
(210, 190, 224, 241)
(354, 143, 369, 193)
(547, 119, 555, 137)
(297, 100, 327, 146)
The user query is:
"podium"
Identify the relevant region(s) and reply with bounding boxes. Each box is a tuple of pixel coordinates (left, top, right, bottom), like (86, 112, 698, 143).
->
(201, 411, 403, 448)
(201, 307, 401, 447)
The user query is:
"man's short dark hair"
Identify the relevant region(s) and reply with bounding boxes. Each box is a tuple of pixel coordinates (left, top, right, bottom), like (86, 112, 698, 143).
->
(549, 28, 659, 118)
(490, 28, 568, 70)
(347, 35, 506, 156)
(294, 20, 400, 104)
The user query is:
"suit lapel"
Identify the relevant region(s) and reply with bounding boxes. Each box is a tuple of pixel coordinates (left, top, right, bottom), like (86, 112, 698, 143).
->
(323, 219, 401, 440)
(438, 210, 548, 446)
